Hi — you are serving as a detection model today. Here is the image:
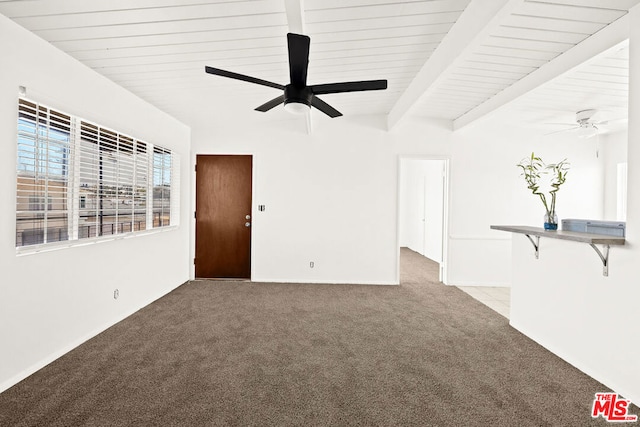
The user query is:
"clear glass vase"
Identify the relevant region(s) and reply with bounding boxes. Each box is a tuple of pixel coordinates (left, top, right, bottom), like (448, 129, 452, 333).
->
(544, 212, 558, 230)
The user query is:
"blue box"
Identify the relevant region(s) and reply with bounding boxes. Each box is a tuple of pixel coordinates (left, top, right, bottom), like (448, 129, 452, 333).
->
(561, 219, 625, 237)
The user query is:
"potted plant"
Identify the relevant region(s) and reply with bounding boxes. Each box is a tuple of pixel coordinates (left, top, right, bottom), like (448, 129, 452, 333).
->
(517, 152, 569, 230)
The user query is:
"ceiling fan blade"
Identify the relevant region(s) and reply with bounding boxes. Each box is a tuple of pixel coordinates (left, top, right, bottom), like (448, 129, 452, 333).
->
(287, 33, 310, 87)
(310, 80, 387, 95)
(205, 66, 284, 90)
(311, 95, 342, 118)
(255, 95, 285, 112)
(545, 126, 579, 136)
(595, 118, 628, 125)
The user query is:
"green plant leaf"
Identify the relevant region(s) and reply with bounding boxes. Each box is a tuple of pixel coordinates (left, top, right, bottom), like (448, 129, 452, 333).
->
(517, 152, 569, 216)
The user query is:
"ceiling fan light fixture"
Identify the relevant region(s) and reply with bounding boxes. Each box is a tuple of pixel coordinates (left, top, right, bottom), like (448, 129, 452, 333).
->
(284, 101, 310, 115)
(283, 84, 312, 114)
(577, 124, 598, 139)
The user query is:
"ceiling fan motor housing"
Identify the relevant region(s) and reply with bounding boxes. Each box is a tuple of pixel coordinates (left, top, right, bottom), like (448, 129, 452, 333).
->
(284, 85, 313, 108)
(576, 109, 597, 124)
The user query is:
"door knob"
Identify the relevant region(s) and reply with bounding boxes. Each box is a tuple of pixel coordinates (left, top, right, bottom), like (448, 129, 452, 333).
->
(245, 222, 251, 227)
(246, 215, 251, 220)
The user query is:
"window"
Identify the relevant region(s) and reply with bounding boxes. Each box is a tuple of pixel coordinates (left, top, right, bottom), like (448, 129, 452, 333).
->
(16, 100, 71, 246)
(617, 162, 627, 222)
(28, 196, 53, 211)
(78, 122, 149, 238)
(153, 146, 171, 228)
(15, 98, 177, 249)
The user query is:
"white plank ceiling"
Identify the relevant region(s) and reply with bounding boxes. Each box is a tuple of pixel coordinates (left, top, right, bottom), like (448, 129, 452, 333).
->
(508, 39, 629, 134)
(0, 0, 637, 132)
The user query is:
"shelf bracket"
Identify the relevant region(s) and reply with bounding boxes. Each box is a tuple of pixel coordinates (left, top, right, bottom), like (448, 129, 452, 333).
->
(524, 234, 540, 259)
(589, 244, 610, 277)
(491, 225, 623, 278)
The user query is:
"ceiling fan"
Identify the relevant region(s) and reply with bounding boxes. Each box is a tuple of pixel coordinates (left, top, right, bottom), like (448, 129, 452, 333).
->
(205, 33, 388, 118)
(545, 109, 624, 139)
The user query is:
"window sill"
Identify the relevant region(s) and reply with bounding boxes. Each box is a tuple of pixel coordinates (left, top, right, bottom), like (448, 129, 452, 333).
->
(15, 225, 179, 257)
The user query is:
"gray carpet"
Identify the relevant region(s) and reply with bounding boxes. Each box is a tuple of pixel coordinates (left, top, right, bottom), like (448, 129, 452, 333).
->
(0, 248, 633, 426)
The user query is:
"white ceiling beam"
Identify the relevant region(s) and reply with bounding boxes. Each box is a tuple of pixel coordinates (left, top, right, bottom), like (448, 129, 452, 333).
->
(453, 13, 631, 131)
(284, 0, 305, 34)
(386, 0, 520, 131)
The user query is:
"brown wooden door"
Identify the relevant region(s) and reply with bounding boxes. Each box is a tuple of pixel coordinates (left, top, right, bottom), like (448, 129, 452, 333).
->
(195, 155, 252, 279)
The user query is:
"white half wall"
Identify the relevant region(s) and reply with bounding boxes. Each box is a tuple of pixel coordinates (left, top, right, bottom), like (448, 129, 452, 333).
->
(510, 234, 639, 406)
(0, 15, 191, 392)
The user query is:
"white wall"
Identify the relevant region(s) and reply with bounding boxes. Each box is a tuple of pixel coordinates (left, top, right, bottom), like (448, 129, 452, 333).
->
(0, 15, 191, 392)
(189, 97, 608, 289)
(399, 160, 420, 251)
(423, 161, 446, 263)
(601, 131, 628, 220)
(190, 114, 452, 285)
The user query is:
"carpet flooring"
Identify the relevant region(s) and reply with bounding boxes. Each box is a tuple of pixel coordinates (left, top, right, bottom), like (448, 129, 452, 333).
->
(0, 248, 634, 426)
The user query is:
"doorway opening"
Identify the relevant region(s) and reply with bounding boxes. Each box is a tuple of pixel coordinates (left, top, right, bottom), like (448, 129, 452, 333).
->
(398, 158, 449, 283)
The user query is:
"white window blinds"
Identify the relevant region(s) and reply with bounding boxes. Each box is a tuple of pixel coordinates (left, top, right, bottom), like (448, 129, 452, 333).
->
(16, 99, 72, 246)
(152, 146, 171, 228)
(78, 122, 149, 237)
(16, 98, 176, 249)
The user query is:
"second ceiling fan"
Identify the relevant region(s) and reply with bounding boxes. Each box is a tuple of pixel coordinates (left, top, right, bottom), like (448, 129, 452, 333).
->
(545, 109, 626, 138)
(205, 33, 388, 118)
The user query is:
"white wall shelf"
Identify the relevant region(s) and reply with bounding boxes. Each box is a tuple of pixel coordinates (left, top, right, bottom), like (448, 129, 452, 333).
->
(490, 225, 626, 277)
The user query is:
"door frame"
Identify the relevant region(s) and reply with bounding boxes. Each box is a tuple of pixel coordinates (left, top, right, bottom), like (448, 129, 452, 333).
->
(190, 153, 256, 280)
(397, 156, 450, 284)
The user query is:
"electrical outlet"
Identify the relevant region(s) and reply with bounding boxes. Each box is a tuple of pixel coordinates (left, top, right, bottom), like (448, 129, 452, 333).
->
(113, 289, 119, 300)
(310, 261, 314, 268)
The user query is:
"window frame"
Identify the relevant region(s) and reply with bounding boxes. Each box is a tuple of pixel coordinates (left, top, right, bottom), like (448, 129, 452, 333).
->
(16, 99, 72, 248)
(15, 98, 179, 255)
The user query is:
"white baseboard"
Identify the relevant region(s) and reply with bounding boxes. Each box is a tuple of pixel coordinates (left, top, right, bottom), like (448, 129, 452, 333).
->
(250, 278, 399, 286)
(449, 281, 511, 287)
(0, 282, 185, 394)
